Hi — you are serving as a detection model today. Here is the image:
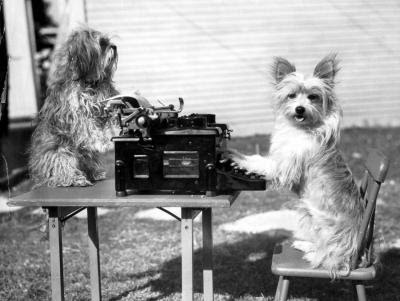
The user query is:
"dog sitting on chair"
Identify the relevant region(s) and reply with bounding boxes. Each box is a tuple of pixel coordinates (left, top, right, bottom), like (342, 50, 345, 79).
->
(29, 27, 119, 187)
(231, 54, 365, 276)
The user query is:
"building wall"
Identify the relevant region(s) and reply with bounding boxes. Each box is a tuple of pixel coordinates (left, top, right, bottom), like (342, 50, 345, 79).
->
(86, 0, 400, 136)
(4, 0, 39, 120)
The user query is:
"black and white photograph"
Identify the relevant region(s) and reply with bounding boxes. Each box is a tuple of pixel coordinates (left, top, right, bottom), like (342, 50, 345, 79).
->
(0, 0, 399, 300)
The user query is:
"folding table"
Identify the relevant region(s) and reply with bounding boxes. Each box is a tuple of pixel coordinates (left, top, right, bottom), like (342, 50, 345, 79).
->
(8, 179, 239, 301)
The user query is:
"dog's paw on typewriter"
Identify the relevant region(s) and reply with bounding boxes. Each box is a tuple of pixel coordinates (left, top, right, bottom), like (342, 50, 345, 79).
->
(221, 149, 270, 178)
(220, 148, 248, 171)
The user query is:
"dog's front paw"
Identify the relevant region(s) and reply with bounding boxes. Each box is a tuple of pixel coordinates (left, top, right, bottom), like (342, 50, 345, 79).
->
(222, 149, 247, 168)
(232, 154, 267, 175)
(219, 149, 246, 169)
(67, 175, 93, 187)
(93, 170, 106, 181)
(231, 156, 248, 170)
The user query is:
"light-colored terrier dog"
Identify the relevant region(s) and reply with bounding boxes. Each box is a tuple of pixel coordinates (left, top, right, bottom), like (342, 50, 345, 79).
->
(232, 54, 364, 275)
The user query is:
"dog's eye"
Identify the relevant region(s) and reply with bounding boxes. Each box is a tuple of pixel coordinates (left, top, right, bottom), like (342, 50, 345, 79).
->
(99, 38, 109, 49)
(288, 93, 297, 99)
(308, 94, 319, 101)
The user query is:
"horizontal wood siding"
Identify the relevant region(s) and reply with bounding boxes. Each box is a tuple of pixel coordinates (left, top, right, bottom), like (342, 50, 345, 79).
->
(86, 0, 400, 136)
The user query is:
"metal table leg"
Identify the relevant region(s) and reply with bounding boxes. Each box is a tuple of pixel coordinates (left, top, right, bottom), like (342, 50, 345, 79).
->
(202, 208, 213, 301)
(88, 207, 102, 301)
(48, 207, 65, 301)
(181, 208, 194, 301)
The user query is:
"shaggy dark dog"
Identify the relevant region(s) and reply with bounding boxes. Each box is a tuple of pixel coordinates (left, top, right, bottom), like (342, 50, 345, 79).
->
(29, 27, 118, 187)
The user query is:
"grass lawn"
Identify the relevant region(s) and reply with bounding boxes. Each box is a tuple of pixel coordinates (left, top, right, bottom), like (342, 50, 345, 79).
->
(1, 127, 400, 300)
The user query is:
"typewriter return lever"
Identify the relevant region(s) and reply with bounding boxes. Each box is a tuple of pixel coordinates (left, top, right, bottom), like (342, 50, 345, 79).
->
(152, 97, 184, 114)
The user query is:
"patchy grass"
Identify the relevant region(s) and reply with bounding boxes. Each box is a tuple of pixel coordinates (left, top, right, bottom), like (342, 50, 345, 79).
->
(1, 127, 400, 300)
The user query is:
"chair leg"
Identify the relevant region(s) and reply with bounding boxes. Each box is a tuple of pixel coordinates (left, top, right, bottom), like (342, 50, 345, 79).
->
(274, 276, 283, 301)
(279, 277, 290, 301)
(355, 282, 367, 301)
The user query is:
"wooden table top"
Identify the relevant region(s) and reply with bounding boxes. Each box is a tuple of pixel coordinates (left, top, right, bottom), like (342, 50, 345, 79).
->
(8, 179, 239, 208)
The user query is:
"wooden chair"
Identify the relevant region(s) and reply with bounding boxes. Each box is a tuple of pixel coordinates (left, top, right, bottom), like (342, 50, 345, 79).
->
(271, 149, 389, 301)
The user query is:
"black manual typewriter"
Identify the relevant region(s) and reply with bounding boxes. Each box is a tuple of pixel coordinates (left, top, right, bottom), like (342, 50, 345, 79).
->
(103, 95, 266, 196)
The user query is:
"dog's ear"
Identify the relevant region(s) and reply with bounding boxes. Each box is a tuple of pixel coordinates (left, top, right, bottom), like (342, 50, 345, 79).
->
(314, 54, 340, 85)
(272, 57, 296, 83)
(67, 29, 102, 81)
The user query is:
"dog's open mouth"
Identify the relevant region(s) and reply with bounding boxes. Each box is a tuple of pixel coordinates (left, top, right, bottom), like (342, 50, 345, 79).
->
(294, 115, 305, 122)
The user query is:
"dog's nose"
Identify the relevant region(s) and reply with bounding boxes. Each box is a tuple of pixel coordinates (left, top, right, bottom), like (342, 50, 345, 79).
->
(295, 106, 305, 115)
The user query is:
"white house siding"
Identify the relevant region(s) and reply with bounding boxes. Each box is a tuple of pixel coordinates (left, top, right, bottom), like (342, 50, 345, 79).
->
(85, 0, 400, 136)
(4, 0, 39, 120)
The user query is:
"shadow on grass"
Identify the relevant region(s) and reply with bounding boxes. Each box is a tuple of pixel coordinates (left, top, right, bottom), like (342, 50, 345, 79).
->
(108, 232, 400, 301)
(107, 231, 287, 300)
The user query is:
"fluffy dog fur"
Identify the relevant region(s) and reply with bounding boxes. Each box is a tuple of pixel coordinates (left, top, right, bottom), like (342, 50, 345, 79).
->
(29, 27, 118, 187)
(232, 54, 365, 276)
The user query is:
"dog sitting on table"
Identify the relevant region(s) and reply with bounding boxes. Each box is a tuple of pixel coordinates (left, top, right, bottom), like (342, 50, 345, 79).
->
(231, 54, 365, 276)
(29, 27, 119, 187)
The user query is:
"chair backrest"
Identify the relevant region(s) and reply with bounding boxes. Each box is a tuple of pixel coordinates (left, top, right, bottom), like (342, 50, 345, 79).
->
(351, 149, 390, 269)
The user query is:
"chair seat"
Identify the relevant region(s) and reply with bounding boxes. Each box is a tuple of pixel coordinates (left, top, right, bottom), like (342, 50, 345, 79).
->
(271, 242, 376, 280)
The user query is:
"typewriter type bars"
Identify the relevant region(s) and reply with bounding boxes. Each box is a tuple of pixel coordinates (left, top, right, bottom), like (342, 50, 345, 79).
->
(103, 95, 266, 196)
